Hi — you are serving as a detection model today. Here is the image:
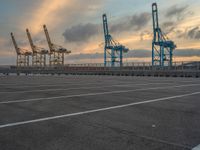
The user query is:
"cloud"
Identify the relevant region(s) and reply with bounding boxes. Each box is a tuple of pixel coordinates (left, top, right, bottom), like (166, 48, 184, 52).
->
(0, 37, 6, 46)
(66, 49, 200, 61)
(129, 13, 151, 30)
(165, 5, 188, 20)
(24, 0, 104, 35)
(162, 21, 175, 29)
(68, 53, 103, 60)
(110, 12, 151, 33)
(174, 49, 200, 57)
(24, 0, 72, 34)
(155, 5, 194, 38)
(0, 56, 16, 65)
(162, 21, 174, 27)
(32, 37, 47, 46)
(160, 21, 176, 34)
(175, 26, 200, 40)
(66, 50, 149, 61)
(140, 31, 152, 41)
(62, 12, 151, 43)
(127, 50, 150, 58)
(164, 25, 200, 41)
(63, 23, 100, 43)
(175, 29, 187, 39)
(0, 37, 15, 56)
(187, 27, 200, 39)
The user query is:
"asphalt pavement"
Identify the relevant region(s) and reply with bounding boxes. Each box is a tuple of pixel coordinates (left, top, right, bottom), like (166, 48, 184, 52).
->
(0, 75, 199, 150)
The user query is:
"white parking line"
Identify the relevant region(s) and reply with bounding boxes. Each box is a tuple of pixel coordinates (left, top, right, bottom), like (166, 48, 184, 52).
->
(0, 78, 131, 87)
(135, 134, 192, 149)
(0, 80, 130, 87)
(0, 91, 199, 129)
(193, 144, 200, 150)
(0, 79, 196, 88)
(3, 82, 105, 88)
(0, 82, 171, 94)
(0, 81, 82, 86)
(0, 83, 199, 104)
(0, 80, 151, 88)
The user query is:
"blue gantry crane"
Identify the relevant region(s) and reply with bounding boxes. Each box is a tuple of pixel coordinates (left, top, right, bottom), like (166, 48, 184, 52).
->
(152, 3, 176, 67)
(102, 14, 129, 67)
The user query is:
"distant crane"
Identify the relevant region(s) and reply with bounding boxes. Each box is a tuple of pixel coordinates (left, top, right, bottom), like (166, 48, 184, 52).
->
(152, 3, 176, 67)
(26, 29, 48, 67)
(102, 14, 129, 67)
(11, 32, 32, 67)
(43, 25, 71, 66)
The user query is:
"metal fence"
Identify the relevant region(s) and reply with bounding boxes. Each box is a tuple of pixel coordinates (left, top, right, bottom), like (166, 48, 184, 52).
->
(0, 61, 199, 71)
(66, 61, 200, 71)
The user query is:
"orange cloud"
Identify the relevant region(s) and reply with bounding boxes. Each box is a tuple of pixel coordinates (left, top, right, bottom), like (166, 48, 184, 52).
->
(24, 0, 73, 35)
(174, 56, 200, 62)
(77, 41, 101, 54)
(0, 37, 15, 56)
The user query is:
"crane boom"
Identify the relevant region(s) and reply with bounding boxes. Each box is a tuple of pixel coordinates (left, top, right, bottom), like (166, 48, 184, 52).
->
(43, 24, 53, 51)
(11, 32, 20, 54)
(152, 3, 160, 42)
(152, 3, 176, 67)
(103, 14, 110, 46)
(102, 14, 129, 67)
(43, 24, 71, 66)
(26, 28, 48, 67)
(11, 32, 31, 67)
(26, 29, 35, 52)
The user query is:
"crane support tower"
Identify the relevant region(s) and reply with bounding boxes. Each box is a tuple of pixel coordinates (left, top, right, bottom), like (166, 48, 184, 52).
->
(43, 25, 71, 66)
(102, 14, 129, 67)
(11, 32, 32, 67)
(26, 29, 48, 67)
(152, 3, 176, 67)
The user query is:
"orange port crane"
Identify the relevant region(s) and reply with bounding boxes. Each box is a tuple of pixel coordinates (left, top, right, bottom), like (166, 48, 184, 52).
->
(43, 25, 71, 66)
(26, 29, 48, 67)
(11, 32, 32, 67)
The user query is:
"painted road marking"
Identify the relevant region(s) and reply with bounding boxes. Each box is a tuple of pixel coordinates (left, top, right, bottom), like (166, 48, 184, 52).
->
(0, 79, 196, 88)
(133, 134, 191, 149)
(193, 144, 200, 150)
(0, 80, 150, 89)
(0, 91, 199, 129)
(0, 83, 199, 104)
(0, 80, 87, 86)
(0, 82, 171, 94)
(2, 82, 107, 88)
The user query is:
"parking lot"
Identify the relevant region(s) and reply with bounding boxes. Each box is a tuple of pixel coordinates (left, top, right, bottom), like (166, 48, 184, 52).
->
(0, 75, 199, 150)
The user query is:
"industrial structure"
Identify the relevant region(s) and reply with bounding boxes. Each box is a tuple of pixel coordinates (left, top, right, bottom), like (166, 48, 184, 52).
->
(11, 25, 71, 67)
(11, 32, 32, 67)
(43, 25, 71, 66)
(8, 3, 181, 71)
(26, 29, 48, 67)
(102, 14, 129, 67)
(152, 3, 176, 67)
(5, 2, 200, 77)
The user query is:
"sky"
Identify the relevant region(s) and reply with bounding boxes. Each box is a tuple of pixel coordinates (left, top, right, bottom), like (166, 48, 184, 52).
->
(0, 0, 200, 65)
